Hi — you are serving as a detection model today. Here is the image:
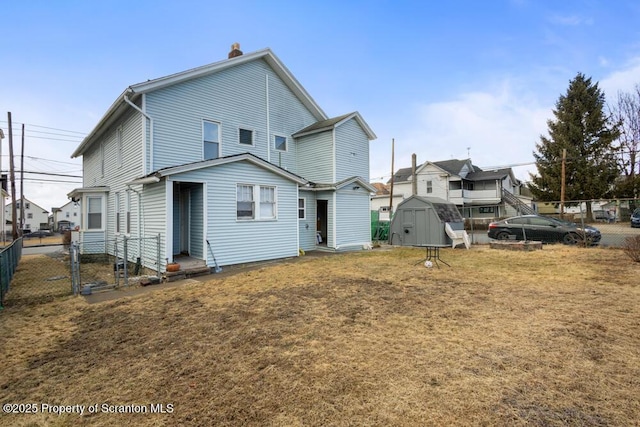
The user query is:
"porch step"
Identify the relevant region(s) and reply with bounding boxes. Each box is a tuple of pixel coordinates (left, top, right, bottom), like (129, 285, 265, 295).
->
(163, 265, 212, 282)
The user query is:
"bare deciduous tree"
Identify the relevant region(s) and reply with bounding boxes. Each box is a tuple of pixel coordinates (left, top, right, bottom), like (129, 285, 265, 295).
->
(609, 85, 640, 199)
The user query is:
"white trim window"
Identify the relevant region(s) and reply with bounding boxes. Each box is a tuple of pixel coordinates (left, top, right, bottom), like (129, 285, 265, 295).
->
(426, 180, 433, 194)
(260, 186, 276, 219)
(237, 184, 278, 220)
(87, 196, 103, 230)
(274, 135, 287, 151)
(298, 198, 306, 219)
(117, 126, 123, 168)
(125, 191, 131, 234)
(115, 192, 121, 233)
(237, 184, 254, 220)
(203, 120, 221, 160)
(239, 128, 254, 146)
(100, 142, 105, 177)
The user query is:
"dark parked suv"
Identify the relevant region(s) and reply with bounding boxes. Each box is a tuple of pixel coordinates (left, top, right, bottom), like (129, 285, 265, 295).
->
(488, 215, 601, 245)
(631, 208, 640, 228)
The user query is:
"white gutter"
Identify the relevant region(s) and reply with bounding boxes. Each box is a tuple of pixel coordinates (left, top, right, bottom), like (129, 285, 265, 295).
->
(124, 89, 153, 175)
(126, 176, 160, 185)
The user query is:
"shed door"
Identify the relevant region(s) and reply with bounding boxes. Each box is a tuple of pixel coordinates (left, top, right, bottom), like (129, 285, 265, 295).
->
(402, 209, 416, 245)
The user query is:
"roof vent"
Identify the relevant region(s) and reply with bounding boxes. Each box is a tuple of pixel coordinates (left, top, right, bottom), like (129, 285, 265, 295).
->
(228, 43, 243, 59)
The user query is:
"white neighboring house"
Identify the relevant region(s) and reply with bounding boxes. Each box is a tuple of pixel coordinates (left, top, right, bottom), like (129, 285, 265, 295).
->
(384, 158, 534, 219)
(51, 200, 81, 231)
(4, 198, 50, 232)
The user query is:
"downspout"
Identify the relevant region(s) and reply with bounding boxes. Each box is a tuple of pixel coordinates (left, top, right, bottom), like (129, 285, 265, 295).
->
(123, 89, 153, 175)
(265, 75, 271, 163)
(332, 128, 337, 248)
(123, 89, 153, 263)
(126, 184, 144, 265)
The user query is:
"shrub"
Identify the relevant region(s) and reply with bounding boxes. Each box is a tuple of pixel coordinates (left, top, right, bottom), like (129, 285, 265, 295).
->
(622, 235, 640, 262)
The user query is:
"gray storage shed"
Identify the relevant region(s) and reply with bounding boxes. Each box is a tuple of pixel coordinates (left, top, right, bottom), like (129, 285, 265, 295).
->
(389, 196, 465, 246)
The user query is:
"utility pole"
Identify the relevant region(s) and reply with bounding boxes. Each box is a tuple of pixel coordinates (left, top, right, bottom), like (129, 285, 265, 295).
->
(8, 113, 17, 240)
(411, 153, 417, 196)
(387, 138, 395, 244)
(20, 124, 25, 233)
(560, 148, 566, 219)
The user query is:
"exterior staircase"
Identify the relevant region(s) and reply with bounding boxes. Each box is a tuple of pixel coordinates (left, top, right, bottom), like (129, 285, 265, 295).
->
(502, 188, 536, 216)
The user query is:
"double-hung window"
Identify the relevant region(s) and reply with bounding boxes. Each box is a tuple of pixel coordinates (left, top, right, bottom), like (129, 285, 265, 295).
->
(203, 120, 220, 160)
(126, 191, 131, 234)
(117, 127, 123, 168)
(298, 198, 306, 219)
(237, 185, 254, 219)
(115, 192, 121, 233)
(260, 186, 276, 219)
(87, 196, 103, 230)
(237, 184, 277, 220)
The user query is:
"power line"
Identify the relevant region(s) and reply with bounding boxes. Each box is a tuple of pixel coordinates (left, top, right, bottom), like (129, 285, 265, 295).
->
(0, 121, 87, 135)
(10, 170, 83, 178)
(15, 177, 82, 184)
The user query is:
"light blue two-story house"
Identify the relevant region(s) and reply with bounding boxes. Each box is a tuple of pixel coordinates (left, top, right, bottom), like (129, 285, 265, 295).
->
(69, 44, 376, 273)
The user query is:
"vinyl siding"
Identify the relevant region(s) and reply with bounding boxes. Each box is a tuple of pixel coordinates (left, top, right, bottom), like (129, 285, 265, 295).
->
(189, 184, 204, 259)
(296, 131, 334, 183)
(298, 191, 317, 251)
(170, 160, 299, 266)
(335, 118, 370, 182)
(145, 59, 317, 173)
(315, 191, 335, 248)
(83, 109, 142, 188)
(140, 181, 167, 270)
(81, 108, 143, 253)
(336, 187, 371, 249)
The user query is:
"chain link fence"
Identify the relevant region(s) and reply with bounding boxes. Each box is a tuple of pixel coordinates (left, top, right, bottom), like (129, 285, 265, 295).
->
(70, 234, 161, 295)
(464, 197, 640, 248)
(1, 234, 161, 307)
(374, 198, 640, 248)
(0, 238, 23, 309)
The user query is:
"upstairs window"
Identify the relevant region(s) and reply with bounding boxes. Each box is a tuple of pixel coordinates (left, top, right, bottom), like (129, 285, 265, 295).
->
(426, 180, 433, 194)
(117, 127, 123, 167)
(274, 135, 287, 151)
(239, 128, 253, 146)
(203, 120, 220, 160)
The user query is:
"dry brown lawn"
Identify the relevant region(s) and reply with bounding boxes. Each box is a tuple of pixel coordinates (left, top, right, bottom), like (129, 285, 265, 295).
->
(1, 245, 639, 426)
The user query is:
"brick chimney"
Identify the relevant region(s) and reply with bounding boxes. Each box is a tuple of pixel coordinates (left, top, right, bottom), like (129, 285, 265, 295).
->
(228, 43, 243, 59)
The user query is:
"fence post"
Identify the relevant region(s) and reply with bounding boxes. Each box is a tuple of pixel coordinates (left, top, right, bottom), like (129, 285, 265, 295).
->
(0, 250, 5, 309)
(123, 235, 129, 286)
(157, 233, 161, 276)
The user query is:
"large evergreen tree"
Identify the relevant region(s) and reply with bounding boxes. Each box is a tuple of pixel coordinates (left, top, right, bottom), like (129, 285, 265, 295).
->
(529, 73, 620, 213)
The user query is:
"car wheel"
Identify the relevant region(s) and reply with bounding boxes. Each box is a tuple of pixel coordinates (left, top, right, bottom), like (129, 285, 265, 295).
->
(496, 231, 511, 240)
(563, 232, 582, 245)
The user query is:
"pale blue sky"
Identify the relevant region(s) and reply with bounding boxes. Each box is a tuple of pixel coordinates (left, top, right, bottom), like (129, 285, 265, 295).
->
(1, 0, 640, 211)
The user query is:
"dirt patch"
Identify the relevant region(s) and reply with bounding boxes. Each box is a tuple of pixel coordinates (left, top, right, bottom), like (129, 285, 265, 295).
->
(0, 246, 639, 426)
